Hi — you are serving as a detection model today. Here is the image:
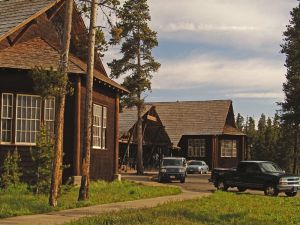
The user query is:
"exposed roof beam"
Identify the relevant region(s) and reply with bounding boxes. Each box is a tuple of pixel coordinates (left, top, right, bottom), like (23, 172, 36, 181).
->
(7, 20, 37, 47)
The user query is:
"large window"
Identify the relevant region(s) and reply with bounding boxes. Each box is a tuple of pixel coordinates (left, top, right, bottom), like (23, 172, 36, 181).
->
(0, 93, 55, 145)
(92, 104, 107, 149)
(188, 139, 206, 157)
(16, 95, 41, 144)
(221, 140, 237, 157)
(1, 93, 13, 143)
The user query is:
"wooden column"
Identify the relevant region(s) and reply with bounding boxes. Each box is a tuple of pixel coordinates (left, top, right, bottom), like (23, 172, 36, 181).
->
(73, 76, 81, 176)
(114, 93, 120, 178)
(241, 135, 245, 160)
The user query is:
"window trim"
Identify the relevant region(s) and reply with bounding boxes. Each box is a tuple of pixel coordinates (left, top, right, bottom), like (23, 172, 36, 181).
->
(188, 138, 206, 157)
(0, 93, 14, 144)
(92, 103, 107, 150)
(44, 97, 55, 137)
(15, 94, 41, 146)
(220, 139, 237, 158)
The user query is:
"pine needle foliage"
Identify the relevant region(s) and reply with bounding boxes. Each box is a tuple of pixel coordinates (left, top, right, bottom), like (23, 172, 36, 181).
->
(29, 126, 54, 194)
(0, 149, 22, 189)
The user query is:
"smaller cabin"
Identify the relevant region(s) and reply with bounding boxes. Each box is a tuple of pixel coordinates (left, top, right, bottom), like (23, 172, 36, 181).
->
(120, 100, 246, 169)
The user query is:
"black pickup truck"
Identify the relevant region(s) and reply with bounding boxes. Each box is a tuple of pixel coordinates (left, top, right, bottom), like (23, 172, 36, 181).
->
(209, 161, 300, 196)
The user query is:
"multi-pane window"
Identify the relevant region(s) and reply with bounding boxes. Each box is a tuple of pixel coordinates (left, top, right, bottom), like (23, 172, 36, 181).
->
(44, 98, 55, 136)
(1, 93, 13, 143)
(221, 140, 237, 157)
(188, 139, 206, 157)
(15, 95, 41, 144)
(92, 104, 107, 149)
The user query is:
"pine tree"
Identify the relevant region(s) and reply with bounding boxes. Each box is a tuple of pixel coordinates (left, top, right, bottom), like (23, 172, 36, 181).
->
(280, 3, 300, 174)
(245, 116, 256, 159)
(30, 126, 54, 194)
(108, 0, 160, 174)
(0, 150, 22, 189)
(236, 113, 244, 131)
(49, 0, 74, 207)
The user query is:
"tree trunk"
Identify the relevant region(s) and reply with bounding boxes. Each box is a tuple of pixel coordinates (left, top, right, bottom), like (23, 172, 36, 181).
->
(136, 105, 144, 174)
(49, 0, 73, 207)
(293, 125, 299, 174)
(78, 0, 98, 201)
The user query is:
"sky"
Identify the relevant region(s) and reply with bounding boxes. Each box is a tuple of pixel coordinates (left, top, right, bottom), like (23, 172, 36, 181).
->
(101, 0, 299, 121)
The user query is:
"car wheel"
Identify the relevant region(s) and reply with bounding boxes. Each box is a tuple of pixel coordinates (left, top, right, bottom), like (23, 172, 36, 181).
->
(285, 191, 297, 197)
(237, 187, 246, 192)
(180, 178, 185, 183)
(158, 174, 163, 183)
(217, 180, 228, 191)
(264, 185, 279, 196)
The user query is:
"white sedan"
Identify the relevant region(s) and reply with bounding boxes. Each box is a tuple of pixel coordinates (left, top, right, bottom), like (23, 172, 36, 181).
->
(187, 160, 209, 174)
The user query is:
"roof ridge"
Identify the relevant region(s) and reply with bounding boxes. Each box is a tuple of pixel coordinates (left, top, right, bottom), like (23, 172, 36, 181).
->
(146, 99, 232, 105)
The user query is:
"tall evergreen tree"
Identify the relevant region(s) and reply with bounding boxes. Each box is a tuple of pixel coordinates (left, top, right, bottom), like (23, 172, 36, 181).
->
(49, 0, 73, 207)
(108, 0, 160, 174)
(280, 3, 300, 174)
(78, 0, 98, 201)
(236, 113, 244, 131)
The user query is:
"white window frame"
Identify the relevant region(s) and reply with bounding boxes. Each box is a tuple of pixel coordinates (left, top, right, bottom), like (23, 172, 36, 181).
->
(44, 97, 55, 137)
(1, 93, 14, 144)
(188, 139, 206, 157)
(221, 140, 237, 158)
(92, 104, 107, 150)
(15, 94, 41, 145)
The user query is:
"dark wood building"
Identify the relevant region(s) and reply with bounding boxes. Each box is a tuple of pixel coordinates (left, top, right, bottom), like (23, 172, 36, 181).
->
(120, 100, 246, 169)
(0, 0, 128, 181)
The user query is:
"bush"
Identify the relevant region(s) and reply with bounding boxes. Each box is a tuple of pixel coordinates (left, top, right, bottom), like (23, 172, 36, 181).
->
(0, 149, 23, 189)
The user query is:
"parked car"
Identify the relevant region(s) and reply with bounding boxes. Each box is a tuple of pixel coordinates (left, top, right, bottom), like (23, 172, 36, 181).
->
(209, 160, 300, 197)
(187, 160, 209, 174)
(158, 157, 187, 183)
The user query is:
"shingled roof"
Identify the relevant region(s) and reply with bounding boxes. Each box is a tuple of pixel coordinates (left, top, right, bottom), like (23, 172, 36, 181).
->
(0, 0, 58, 42)
(120, 100, 245, 146)
(0, 37, 128, 92)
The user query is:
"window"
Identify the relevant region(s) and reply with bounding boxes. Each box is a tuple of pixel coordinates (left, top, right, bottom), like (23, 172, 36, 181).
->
(188, 139, 206, 157)
(92, 104, 107, 149)
(15, 95, 41, 144)
(1, 93, 13, 143)
(221, 140, 237, 157)
(0, 93, 55, 145)
(44, 98, 55, 136)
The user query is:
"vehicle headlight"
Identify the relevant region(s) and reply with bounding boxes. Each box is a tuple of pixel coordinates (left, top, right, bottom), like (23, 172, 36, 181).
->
(160, 168, 167, 173)
(279, 178, 288, 185)
(179, 168, 185, 173)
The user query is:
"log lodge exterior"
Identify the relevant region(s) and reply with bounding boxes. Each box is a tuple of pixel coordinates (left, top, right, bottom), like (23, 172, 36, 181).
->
(120, 100, 246, 169)
(0, 0, 128, 181)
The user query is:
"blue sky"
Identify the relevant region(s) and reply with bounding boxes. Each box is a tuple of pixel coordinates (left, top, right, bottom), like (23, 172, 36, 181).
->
(102, 0, 299, 121)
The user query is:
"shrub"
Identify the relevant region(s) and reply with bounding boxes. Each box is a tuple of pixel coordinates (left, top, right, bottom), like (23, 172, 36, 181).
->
(0, 149, 23, 189)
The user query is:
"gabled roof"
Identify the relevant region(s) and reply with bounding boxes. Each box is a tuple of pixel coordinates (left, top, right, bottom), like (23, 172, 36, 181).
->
(0, 0, 128, 93)
(0, 37, 128, 92)
(0, 0, 58, 42)
(120, 100, 245, 146)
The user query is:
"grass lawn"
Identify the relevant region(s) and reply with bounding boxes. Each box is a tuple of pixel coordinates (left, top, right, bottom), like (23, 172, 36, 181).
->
(0, 180, 181, 218)
(66, 191, 300, 225)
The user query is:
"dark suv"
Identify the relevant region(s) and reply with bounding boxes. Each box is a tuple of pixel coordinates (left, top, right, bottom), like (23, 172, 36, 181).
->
(158, 157, 187, 183)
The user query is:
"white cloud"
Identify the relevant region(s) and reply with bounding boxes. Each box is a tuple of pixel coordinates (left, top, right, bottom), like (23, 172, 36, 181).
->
(151, 54, 286, 100)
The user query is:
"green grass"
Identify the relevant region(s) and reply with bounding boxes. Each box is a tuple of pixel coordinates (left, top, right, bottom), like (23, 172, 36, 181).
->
(66, 191, 300, 225)
(0, 181, 181, 218)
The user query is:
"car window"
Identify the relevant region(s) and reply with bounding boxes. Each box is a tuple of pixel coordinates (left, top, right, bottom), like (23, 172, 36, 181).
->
(245, 164, 261, 174)
(189, 161, 203, 166)
(260, 162, 283, 173)
(162, 159, 183, 166)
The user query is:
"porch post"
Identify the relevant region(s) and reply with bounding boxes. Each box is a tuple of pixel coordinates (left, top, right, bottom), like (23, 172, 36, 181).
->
(114, 93, 121, 180)
(73, 75, 81, 183)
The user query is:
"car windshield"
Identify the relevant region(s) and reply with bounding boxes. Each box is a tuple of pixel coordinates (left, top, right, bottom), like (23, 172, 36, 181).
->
(189, 161, 203, 166)
(260, 162, 283, 173)
(162, 159, 183, 166)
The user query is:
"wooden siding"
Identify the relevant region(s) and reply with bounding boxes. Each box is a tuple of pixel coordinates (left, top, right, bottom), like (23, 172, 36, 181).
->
(80, 80, 117, 181)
